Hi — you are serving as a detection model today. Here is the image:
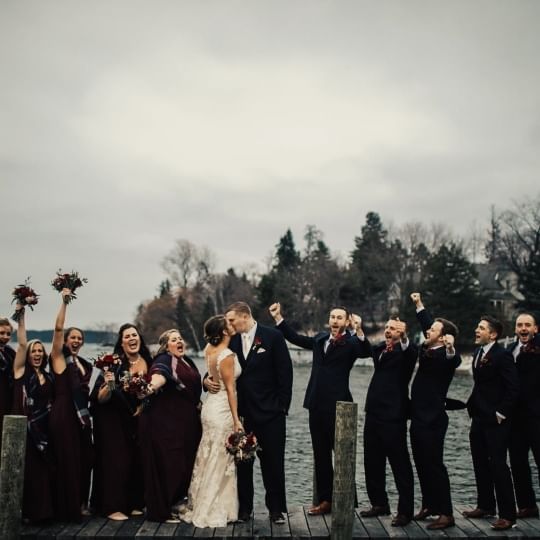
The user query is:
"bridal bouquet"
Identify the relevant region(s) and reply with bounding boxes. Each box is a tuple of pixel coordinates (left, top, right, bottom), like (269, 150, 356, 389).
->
(120, 371, 152, 397)
(11, 278, 39, 322)
(51, 269, 88, 304)
(94, 353, 121, 390)
(225, 431, 260, 464)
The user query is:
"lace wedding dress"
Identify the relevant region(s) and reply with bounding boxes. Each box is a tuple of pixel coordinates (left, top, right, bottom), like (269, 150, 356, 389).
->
(180, 347, 242, 527)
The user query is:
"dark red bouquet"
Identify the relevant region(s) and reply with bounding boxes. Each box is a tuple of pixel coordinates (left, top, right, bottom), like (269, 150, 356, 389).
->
(11, 278, 39, 322)
(51, 269, 88, 304)
(120, 371, 152, 397)
(94, 353, 121, 390)
(225, 431, 260, 463)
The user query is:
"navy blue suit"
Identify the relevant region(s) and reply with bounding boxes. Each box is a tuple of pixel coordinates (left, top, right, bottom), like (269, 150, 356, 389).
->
(276, 321, 370, 503)
(507, 334, 540, 510)
(410, 309, 461, 515)
(467, 341, 518, 520)
(229, 323, 293, 515)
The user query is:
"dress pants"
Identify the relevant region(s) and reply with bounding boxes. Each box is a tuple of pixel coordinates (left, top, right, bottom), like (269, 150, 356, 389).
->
(410, 417, 453, 515)
(237, 414, 287, 514)
(363, 414, 414, 518)
(509, 415, 540, 509)
(469, 418, 516, 521)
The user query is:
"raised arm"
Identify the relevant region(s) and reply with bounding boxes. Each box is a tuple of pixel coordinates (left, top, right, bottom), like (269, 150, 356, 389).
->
(410, 292, 434, 336)
(219, 353, 243, 432)
(50, 288, 71, 375)
(13, 304, 27, 379)
(269, 302, 314, 350)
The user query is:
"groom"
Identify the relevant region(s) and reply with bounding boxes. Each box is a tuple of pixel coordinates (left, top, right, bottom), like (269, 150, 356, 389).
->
(215, 301, 293, 524)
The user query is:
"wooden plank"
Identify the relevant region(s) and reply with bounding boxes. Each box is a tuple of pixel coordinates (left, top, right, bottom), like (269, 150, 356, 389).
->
(357, 514, 388, 538)
(36, 522, 70, 539)
(155, 522, 179, 537)
(518, 518, 540, 535)
(351, 511, 369, 538)
(270, 512, 291, 540)
(173, 520, 196, 538)
(57, 519, 90, 540)
(304, 506, 329, 540)
(451, 514, 486, 538)
(253, 510, 273, 538)
(378, 515, 408, 538)
(114, 516, 146, 539)
(404, 520, 430, 539)
(193, 525, 215, 537)
(134, 519, 161, 539)
(287, 506, 311, 538)
(76, 517, 107, 537)
(95, 518, 127, 539)
(20, 524, 45, 540)
(212, 521, 234, 540)
(231, 516, 253, 538)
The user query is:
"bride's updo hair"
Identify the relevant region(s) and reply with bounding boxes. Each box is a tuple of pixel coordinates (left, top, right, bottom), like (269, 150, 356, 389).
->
(204, 315, 227, 346)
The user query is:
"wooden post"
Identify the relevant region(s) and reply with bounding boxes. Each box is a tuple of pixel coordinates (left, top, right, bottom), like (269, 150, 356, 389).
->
(0, 415, 27, 540)
(331, 401, 357, 540)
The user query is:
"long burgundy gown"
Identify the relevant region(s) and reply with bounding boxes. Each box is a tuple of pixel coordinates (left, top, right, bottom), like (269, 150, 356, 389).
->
(0, 345, 15, 454)
(48, 361, 94, 522)
(11, 366, 54, 522)
(139, 353, 202, 522)
(92, 362, 144, 516)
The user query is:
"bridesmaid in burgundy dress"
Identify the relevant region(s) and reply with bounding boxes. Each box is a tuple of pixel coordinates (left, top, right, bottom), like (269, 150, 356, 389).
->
(0, 316, 15, 454)
(92, 323, 152, 520)
(11, 305, 54, 522)
(48, 288, 96, 521)
(139, 329, 202, 522)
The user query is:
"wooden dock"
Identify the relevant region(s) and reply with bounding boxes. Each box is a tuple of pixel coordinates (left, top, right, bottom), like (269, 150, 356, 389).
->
(18, 505, 540, 539)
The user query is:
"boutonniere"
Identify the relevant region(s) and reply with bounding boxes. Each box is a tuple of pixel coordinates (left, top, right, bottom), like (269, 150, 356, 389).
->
(252, 337, 265, 353)
(479, 354, 491, 365)
(522, 342, 540, 354)
(331, 333, 347, 347)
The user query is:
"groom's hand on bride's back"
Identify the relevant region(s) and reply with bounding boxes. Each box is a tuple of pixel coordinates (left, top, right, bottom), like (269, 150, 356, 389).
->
(203, 375, 221, 394)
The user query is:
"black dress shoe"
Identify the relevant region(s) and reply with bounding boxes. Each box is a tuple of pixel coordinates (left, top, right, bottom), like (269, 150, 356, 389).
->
(270, 511, 286, 524)
(236, 510, 251, 523)
(517, 507, 539, 518)
(360, 505, 391, 517)
(391, 514, 411, 527)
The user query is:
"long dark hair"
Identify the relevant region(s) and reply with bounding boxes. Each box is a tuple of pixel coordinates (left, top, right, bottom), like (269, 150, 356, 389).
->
(113, 323, 153, 366)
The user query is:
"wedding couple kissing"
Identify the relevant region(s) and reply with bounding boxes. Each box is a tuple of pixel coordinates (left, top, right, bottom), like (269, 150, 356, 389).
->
(179, 301, 293, 528)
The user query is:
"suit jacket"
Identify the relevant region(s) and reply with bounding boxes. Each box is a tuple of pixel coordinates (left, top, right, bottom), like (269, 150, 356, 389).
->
(466, 342, 519, 423)
(507, 334, 540, 418)
(410, 309, 461, 427)
(365, 340, 417, 422)
(230, 324, 293, 425)
(277, 321, 371, 413)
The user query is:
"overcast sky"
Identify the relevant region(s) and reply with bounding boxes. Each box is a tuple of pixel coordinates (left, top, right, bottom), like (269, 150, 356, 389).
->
(1, 1, 539, 330)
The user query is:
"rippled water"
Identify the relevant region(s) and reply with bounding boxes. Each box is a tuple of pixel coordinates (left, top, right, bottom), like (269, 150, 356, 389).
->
(74, 344, 533, 510)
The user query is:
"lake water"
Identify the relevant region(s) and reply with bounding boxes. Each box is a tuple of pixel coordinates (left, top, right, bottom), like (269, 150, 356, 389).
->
(61, 344, 534, 510)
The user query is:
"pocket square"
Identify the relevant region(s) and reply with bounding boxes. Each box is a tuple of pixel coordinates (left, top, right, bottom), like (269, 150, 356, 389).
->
(257, 347, 266, 353)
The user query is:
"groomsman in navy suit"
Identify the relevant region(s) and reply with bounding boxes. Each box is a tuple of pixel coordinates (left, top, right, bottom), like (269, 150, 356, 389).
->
(269, 302, 371, 516)
(360, 317, 417, 526)
(409, 293, 461, 530)
(507, 313, 540, 518)
(464, 315, 519, 530)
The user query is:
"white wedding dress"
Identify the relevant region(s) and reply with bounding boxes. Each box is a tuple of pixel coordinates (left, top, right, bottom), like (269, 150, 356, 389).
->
(180, 347, 242, 527)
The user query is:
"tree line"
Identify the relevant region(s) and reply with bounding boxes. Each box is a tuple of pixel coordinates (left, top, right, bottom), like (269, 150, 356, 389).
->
(135, 194, 540, 349)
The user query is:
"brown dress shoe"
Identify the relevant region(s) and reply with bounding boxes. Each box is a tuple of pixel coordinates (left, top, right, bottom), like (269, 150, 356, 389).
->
(427, 515, 455, 530)
(462, 507, 495, 518)
(308, 501, 331, 516)
(491, 518, 516, 530)
(360, 505, 391, 517)
(391, 514, 411, 527)
(414, 508, 433, 521)
(517, 507, 539, 518)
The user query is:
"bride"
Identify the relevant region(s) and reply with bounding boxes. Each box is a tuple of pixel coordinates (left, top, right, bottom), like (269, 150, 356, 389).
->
(180, 315, 243, 527)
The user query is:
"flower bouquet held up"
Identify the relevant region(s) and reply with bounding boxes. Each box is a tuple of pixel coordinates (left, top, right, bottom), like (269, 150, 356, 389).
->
(11, 277, 39, 322)
(225, 431, 260, 464)
(94, 353, 121, 390)
(51, 269, 88, 304)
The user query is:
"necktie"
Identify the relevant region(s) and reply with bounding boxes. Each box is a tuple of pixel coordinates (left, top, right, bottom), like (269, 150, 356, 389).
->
(475, 347, 484, 368)
(242, 334, 251, 358)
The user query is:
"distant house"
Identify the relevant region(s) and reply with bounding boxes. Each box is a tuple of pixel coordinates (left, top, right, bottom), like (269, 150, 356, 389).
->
(475, 262, 523, 326)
